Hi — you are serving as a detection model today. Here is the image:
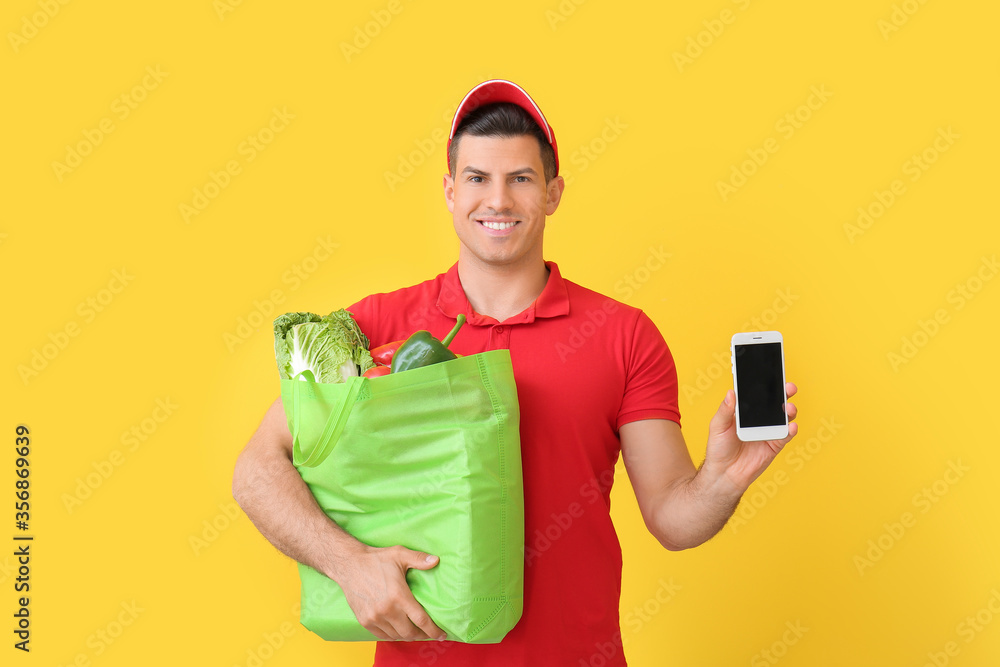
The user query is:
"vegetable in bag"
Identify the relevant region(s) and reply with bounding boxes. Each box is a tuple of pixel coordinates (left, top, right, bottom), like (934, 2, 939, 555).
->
(273, 309, 375, 383)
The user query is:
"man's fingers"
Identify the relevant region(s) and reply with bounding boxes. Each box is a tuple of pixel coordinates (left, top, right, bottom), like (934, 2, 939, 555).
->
(405, 602, 447, 640)
(785, 401, 797, 421)
(344, 546, 447, 641)
(361, 596, 436, 641)
(396, 550, 446, 639)
(383, 612, 424, 641)
(381, 598, 445, 640)
(371, 547, 445, 640)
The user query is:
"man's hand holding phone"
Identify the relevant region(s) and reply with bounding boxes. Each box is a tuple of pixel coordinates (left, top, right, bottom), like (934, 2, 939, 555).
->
(700, 331, 799, 497)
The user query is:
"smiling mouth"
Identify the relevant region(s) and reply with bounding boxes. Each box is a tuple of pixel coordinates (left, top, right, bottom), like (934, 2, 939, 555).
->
(477, 219, 519, 231)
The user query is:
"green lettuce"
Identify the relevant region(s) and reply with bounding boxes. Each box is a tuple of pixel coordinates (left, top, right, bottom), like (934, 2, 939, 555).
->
(273, 309, 375, 382)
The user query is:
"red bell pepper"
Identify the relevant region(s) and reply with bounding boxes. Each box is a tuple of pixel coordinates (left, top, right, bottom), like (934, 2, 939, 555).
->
(370, 339, 405, 366)
(362, 365, 391, 378)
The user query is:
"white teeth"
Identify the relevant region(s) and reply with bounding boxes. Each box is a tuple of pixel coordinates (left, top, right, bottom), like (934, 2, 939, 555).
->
(481, 221, 516, 230)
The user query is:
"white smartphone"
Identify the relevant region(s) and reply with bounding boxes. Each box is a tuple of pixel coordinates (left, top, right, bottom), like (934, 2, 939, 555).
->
(730, 331, 788, 441)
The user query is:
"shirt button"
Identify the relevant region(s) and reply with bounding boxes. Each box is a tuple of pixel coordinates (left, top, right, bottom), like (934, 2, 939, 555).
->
(495, 326, 505, 334)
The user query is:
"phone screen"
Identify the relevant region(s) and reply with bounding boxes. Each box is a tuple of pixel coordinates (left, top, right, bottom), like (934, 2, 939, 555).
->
(734, 342, 785, 427)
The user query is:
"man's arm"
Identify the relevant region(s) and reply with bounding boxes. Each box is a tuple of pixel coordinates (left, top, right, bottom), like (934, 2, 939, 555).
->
(621, 384, 798, 551)
(232, 397, 446, 641)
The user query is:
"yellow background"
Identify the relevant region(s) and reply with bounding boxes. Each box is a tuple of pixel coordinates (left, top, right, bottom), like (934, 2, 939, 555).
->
(3, 0, 998, 665)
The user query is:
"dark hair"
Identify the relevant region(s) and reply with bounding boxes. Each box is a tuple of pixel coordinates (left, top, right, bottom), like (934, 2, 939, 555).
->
(448, 102, 557, 182)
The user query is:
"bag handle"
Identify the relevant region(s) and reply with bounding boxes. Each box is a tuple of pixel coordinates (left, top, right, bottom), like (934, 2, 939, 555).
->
(291, 371, 366, 468)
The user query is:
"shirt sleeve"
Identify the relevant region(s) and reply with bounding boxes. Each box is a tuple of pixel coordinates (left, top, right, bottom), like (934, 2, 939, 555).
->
(345, 295, 384, 348)
(616, 310, 681, 430)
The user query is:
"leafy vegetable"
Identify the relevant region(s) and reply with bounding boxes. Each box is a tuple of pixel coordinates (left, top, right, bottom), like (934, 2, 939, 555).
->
(274, 309, 375, 383)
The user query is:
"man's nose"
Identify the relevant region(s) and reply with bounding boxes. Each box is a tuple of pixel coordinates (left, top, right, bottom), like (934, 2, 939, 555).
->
(484, 182, 515, 211)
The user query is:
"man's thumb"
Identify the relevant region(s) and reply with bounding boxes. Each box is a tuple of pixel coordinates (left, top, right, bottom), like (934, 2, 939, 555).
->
(408, 551, 440, 570)
(710, 390, 736, 433)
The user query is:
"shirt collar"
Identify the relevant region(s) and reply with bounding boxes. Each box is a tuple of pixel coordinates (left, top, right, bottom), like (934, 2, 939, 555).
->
(436, 260, 570, 325)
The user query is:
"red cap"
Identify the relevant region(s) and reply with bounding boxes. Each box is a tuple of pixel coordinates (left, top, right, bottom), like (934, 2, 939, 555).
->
(447, 79, 559, 175)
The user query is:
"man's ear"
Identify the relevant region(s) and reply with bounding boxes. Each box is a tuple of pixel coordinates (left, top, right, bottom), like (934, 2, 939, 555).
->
(443, 173, 455, 213)
(545, 175, 565, 216)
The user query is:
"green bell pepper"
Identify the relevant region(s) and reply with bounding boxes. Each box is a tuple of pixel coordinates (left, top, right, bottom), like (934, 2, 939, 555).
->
(391, 314, 467, 374)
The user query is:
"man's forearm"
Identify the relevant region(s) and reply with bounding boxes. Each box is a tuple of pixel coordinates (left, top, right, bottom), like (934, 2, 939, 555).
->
(651, 462, 746, 551)
(232, 437, 362, 582)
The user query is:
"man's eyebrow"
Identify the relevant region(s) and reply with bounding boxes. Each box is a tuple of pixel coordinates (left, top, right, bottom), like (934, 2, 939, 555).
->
(460, 166, 539, 176)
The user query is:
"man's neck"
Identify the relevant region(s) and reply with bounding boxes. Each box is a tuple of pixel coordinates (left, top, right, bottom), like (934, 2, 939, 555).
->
(457, 252, 550, 323)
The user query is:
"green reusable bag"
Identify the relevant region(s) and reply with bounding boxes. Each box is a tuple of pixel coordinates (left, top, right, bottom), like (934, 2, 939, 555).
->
(281, 349, 524, 644)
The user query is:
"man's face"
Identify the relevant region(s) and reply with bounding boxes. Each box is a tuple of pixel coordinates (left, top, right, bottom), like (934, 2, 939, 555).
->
(444, 134, 564, 269)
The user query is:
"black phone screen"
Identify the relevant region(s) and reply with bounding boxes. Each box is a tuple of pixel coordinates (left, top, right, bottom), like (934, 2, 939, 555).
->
(734, 342, 785, 427)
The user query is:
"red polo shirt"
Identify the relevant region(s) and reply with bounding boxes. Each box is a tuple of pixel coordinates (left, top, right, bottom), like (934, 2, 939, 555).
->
(346, 261, 680, 666)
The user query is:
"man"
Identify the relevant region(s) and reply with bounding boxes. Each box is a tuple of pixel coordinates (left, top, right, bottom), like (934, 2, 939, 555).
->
(233, 79, 798, 665)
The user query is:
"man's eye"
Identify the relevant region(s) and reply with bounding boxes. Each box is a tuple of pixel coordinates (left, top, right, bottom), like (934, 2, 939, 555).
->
(514, 176, 529, 183)
(469, 176, 484, 183)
